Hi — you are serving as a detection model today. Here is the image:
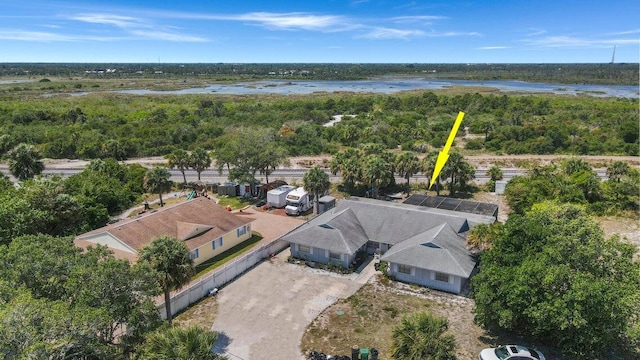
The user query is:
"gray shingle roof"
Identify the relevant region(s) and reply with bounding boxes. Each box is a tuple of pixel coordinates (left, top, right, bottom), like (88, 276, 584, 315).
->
(279, 207, 369, 254)
(333, 198, 493, 244)
(380, 223, 476, 277)
(280, 197, 495, 271)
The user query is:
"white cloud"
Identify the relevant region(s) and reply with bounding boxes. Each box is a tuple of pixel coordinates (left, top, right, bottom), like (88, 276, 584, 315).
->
(608, 29, 640, 35)
(425, 31, 481, 37)
(477, 46, 508, 50)
(360, 27, 480, 40)
(523, 35, 639, 48)
(230, 12, 347, 31)
(360, 27, 426, 39)
(0, 29, 118, 42)
(391, 15, 446, 24)
(67, 12, 208, 42)
(525, 28, 547, 37)
(129, 30, 207, 42)
(71, 13, 145, 28)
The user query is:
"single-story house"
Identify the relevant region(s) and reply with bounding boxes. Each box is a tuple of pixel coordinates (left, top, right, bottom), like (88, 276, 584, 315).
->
(283, 207, 369, 269)
(75, 197, 254, 266)
(281, 197, 496, 294)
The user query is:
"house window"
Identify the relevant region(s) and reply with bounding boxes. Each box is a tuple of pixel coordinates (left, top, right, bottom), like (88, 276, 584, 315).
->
(397, 264, 411, 274)
(299, 245, 311, 254)
(237, 225, 247, 237)
(329, 251, 341, 261)
(212, 237, 222, 250)
(435, 272, 449, 283)
(190, 249, 199, 260)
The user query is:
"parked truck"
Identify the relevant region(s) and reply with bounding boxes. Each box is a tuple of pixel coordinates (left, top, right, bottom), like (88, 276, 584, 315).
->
(266, 185, 296, 208)
(285, 187, 312, 216)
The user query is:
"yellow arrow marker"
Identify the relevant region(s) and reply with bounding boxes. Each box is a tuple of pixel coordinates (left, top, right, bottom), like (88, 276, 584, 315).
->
(429, 111, 465, 189)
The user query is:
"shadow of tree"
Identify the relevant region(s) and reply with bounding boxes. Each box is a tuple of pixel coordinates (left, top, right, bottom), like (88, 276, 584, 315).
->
(212, 331, 231, 354)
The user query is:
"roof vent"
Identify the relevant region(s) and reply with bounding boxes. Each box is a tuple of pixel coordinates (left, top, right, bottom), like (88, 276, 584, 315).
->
(422, 242, 441, 249)
(319, 223, 334, 230)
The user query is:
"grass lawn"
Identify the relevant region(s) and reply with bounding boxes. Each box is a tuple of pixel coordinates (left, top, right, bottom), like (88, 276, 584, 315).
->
(215, 195, 257, 210)
(173, 295, 218, 330)
(192, 232, 263, 279)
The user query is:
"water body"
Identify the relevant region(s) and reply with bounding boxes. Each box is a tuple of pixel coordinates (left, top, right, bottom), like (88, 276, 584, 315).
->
(0, 79, 34, 85)
(114, 78, 639, 98)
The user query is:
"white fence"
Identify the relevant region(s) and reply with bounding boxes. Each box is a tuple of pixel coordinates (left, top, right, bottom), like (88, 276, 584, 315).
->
(159, 239, 290, 319)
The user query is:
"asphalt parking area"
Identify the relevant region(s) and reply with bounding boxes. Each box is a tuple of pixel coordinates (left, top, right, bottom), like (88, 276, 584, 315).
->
(211, 257, 371, 360)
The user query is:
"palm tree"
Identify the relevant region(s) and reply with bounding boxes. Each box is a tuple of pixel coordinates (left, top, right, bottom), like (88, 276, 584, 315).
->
(8, 143, 44, 180)
(442, 151, 475, 195)
(303, 166, 331, 214)
(101, 139, 127, 160)
(330, 148, 361, 187)
(138, 236, 195, 324)
(144, 167, 173, 207)
(467, 222, 503, 251)
(140, 325, 225, 360)
(188, 148, 212, 181)
(361, 155, 393, 198)
(607, 161, 630, 182)
(395, 151, 421, 194)
(391, 312, 457, 360)
(486, 165, 504, 192)
(561, 157, 591, 176)
(166, 150, 190, 185)
(422, 151, 441, 196)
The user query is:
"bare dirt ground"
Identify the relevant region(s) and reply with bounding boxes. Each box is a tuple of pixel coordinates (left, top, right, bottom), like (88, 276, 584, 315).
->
(302, 275, 567, 360)
(599, 216, 640, 249)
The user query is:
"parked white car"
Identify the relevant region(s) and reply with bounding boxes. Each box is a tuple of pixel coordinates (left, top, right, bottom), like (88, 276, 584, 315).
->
(479, 345, 546, 360)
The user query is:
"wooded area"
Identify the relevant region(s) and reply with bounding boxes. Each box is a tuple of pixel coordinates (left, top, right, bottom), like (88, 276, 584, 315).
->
(1, 88, 637, 163)
(2, 63, 638, 85)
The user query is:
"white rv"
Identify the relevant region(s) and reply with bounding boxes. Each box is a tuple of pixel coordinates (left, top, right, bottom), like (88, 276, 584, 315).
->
(285, 187, 312, 216)
(266, 185, 296, 208)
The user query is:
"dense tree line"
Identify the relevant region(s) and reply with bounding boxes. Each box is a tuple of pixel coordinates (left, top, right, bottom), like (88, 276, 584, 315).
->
(472, 202, 640, 358)
(2, 63, 637, 85)
(504, 159, 640, 216)
(1, 90, 635, 164)
(0, 159, 146, 245)
(0, 234, 162, 358)
(330, 146, 475, 197)
(0, 232, 225, 359)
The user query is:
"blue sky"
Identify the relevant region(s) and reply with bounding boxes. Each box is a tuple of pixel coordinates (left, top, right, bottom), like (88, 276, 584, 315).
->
(1, 0, 638, 63)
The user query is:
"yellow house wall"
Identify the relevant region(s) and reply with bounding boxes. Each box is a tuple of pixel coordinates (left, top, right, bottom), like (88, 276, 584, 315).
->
(192, 223, 252, 266)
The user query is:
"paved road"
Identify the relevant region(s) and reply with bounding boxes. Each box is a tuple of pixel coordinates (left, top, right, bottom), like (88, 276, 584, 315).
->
(0, 166, 609, 185)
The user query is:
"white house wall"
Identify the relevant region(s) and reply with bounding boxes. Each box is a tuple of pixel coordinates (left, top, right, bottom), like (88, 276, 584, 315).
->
(290, 244, 352, 269)
(389, 263, 464, 294)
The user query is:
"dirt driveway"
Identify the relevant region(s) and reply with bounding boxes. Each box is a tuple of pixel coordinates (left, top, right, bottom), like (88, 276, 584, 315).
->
(211, 255, 374, 360)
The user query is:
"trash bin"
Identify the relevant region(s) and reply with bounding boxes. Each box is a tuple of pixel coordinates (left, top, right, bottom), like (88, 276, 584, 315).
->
(359, 348, 369, 360)
(351, 346, 359, 360)
(370, 348, 378, 360)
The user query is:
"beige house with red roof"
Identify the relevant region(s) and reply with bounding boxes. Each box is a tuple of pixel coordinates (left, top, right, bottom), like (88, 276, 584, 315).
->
(75, 198, 254, 266)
